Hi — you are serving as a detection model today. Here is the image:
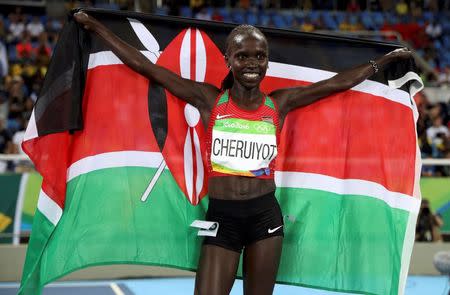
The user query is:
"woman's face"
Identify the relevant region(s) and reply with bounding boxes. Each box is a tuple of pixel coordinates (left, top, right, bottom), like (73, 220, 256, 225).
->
(226, 32, 268, 90)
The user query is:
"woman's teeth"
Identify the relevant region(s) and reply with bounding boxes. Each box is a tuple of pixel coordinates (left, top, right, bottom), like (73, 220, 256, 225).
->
(243, 73, 259, 79)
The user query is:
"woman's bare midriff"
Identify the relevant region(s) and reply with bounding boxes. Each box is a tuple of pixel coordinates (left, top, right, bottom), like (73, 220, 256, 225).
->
(208, 176, 276, 200)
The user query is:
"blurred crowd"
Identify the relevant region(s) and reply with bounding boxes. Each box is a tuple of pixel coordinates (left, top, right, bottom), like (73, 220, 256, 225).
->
(0, 7, 63, 172)
(165, 0, 450, 84)
(0, 1, 449, 175)
(416, 92, 450, 176)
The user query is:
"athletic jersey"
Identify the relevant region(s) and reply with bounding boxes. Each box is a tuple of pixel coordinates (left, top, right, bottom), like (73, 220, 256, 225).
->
(206, 90, 280, 179)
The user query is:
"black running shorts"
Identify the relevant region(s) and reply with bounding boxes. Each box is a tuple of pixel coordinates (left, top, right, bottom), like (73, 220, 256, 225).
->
(203, 191, 284, 253)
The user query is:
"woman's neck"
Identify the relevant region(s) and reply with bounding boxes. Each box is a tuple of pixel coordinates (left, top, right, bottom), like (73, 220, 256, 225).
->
(229, 84, 263, 110)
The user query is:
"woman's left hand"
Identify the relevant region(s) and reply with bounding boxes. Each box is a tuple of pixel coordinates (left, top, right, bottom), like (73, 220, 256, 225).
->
(385, 47, 413, 61)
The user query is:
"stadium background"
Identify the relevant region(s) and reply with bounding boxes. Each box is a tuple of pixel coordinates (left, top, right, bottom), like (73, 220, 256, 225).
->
(0, 0, 448, 294)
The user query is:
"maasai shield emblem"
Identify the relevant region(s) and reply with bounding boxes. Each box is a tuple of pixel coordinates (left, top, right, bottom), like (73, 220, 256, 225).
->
(148, 28, 227, 205)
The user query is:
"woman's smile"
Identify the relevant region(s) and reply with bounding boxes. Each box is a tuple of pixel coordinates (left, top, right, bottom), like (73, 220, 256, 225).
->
(242, 72, 260, 79)
(227, 35, 268, 88)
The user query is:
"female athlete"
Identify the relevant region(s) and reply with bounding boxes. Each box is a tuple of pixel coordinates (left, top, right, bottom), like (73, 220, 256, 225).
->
(74, 11, 411, 295)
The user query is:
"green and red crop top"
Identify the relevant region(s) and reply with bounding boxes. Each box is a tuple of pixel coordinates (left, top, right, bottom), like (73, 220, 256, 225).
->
(206, 90, 280, 179)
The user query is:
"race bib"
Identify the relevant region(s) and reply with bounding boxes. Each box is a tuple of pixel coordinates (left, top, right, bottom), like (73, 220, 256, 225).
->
(210, 117, 277, 177)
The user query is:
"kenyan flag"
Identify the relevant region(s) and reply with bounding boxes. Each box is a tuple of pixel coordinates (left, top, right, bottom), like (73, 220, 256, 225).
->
(19, 9, 422, 295)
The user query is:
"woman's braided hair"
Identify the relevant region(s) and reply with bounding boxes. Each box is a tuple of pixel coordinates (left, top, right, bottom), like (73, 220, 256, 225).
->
(221, 24, 268, 90)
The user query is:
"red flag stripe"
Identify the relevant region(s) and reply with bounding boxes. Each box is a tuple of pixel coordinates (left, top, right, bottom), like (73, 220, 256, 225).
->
(277, 91, 416, 195)
(70, 65, 160, 166)
(22, 132, 70, 208)
(77, 50, 416, 198)
(74, 62, 416, 196)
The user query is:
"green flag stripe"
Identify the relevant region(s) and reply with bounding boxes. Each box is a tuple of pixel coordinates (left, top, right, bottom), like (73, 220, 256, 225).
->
(19, 209, 56, 295)
(275, 187, 409, 295)
(38, 167, 206, 283)
(23, 165, 410, 295)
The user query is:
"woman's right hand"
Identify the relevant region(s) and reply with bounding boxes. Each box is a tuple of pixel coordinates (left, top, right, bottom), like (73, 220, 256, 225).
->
(71, 10, 219, 115)
(74, 11, 98, 31)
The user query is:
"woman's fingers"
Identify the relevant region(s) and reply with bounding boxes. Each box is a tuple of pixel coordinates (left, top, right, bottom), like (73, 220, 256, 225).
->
(74, 11, 88, 23)
(74, 11, 94, 30)
(387, 47, 412, 60)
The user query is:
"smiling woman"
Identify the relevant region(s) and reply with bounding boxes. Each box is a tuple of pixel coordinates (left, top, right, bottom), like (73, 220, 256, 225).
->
(221, 25, 269, 92)
(73, 11, 412, 295)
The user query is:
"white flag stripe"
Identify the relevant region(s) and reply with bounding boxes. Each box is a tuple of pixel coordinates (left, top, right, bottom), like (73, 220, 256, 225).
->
(87, 50, 158, 69)
(86, 51, 419, 112)
(268, 61, 417, 111)
(388, 71, 423, 97)
(267, 61, 334, 82)
(67, 151, 165, 182)
(275, 171, 420, 213)
(388, 71, 423, 122)
(37, 189, 63, 226)
(65, 151, 419, 213)
(23, 109, 38, 141)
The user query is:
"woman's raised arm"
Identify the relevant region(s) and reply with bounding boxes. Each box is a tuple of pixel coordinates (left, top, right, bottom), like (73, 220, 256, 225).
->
(74, 12, 220, 112)
(270, 48, 413, 118)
